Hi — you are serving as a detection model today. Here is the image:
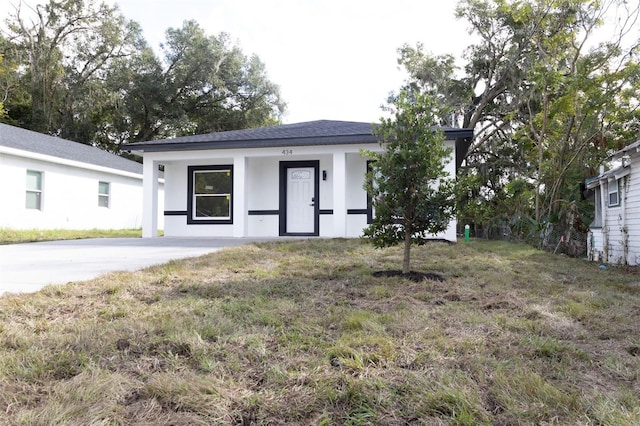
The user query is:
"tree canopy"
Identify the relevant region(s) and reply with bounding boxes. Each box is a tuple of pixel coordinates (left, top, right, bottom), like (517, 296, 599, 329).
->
(0, 0, 285, 153)
(399, 0, 640, 252)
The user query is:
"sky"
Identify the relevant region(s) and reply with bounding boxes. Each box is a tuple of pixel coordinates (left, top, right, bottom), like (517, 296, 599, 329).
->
(2, 0, 473, 124)
(103, 0, 475, 124)
(1, 0, 461, 125)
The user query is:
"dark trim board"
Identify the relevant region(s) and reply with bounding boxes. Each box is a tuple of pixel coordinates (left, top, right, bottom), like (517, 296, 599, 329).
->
(248, 210, 279, 216)
(164, 210, 187, 216)
(319, 209, 333, 215)
(279, 160, 320, 236)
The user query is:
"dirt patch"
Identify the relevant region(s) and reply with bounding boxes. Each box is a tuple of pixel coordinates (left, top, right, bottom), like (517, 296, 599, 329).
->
(626, 346, 640, 356)
(483, 300, 515, 310)
(373, 270, 445, 282)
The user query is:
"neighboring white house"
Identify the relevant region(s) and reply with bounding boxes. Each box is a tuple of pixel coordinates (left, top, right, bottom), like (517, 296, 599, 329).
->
(0, 123, 164, 231)
(124, 120, 473, 240)
(586, 139, 640, 265)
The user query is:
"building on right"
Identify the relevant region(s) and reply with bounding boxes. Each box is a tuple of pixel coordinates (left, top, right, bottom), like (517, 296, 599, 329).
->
(586, 139, 640, 265)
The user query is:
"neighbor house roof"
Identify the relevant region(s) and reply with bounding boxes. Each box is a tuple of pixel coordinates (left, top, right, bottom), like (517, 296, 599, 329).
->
(124, 119, 473, 151)
(608, 139, 640, 160)
(0, 123, 143, 175)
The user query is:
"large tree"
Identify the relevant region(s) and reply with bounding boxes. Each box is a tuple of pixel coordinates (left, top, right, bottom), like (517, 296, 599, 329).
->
(364, 90, 456, 274)
(399, 0, 640, 251)
(3, 0, 142, 140)
(101, 20, 285, 149)
(1, 2, 285, 152)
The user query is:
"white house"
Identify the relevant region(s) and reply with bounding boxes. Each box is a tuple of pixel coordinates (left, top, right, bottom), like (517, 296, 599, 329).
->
(125, 120, 473, 240)
(586, 139, 640, 265)
(0, 123, 164, 231)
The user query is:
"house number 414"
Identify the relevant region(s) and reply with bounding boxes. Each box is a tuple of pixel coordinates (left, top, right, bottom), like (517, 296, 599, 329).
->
(282, 149, 293, 156)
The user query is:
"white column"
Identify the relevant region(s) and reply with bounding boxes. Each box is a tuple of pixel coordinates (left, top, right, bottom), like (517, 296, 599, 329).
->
(332, 151, 347, 237)
(233, 154, 247, 237)
(142, 157, 159, 238)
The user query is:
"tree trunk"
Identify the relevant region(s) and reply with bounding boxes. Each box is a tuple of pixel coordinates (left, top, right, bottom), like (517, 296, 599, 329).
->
(403, 228, 411, 274)
(535, 89, 549, 223)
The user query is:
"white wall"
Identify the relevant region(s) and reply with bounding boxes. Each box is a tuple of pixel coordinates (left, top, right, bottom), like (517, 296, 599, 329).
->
(599, 162, 640, 265)
(151, 140, 459, 241)
(0, 151, 164, 230)
(623, 163, 640, 265)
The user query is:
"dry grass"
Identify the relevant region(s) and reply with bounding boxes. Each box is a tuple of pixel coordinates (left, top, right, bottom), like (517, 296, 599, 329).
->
(1, 238, 639, 425)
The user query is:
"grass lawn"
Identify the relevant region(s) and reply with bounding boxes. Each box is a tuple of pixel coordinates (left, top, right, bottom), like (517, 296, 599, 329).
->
(1, 238, 639, 425)
(0, 228, 145, 244)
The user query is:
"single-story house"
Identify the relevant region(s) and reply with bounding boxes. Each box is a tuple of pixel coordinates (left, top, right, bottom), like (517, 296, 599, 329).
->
(586, 138, 640, 265)
(0, 123, 164, 231)
(124, 120, 473, 240)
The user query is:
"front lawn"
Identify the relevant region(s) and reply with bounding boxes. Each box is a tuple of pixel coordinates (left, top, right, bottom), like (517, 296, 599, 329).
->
(0, 228, 145, 244)
(0, 239, 638, 424)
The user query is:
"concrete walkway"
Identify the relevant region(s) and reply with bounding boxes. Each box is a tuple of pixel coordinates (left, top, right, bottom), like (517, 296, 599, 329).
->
(0, 237, 268, 295)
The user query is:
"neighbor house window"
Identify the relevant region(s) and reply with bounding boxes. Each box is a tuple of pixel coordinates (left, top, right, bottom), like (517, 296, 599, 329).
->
(608, 179, 620, 207)
(187, 165, 233, 224)
(26, 170, 43, 210)
(98, 181, 110, 207)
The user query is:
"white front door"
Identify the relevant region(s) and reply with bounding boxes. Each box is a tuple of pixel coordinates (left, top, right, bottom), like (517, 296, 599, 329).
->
(286, 167, 316, 234)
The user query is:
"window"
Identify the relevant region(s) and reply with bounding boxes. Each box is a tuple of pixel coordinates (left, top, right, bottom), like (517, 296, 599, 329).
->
(608, 179, 620, 207)
(26, 170, 43, 210)
(98, 181, 110, 207)
(188, 165, 233, 224)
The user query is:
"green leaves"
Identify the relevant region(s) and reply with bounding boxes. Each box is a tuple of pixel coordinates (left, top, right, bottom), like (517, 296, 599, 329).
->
(364, 90, 456, 273)
(403, 0, 640, 248)
(2, 1, 285, 152)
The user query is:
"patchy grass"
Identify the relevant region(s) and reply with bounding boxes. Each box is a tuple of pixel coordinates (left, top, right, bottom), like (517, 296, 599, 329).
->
(1, 238, 640, 424)
(0, 228, 154, 244)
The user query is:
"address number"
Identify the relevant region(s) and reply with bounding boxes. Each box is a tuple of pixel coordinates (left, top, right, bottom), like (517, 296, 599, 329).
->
(282, 149, 293, 156)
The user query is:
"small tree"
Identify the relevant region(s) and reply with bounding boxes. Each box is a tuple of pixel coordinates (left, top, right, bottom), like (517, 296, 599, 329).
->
(363, 90, 456, 274)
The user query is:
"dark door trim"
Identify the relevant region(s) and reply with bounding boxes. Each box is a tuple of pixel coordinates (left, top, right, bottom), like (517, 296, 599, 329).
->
(279, 160, 320, 236)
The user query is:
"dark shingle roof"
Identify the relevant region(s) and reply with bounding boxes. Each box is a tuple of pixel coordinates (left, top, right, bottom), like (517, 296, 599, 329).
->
(0, 123, 143, 175)
(123, 120, 474, 153)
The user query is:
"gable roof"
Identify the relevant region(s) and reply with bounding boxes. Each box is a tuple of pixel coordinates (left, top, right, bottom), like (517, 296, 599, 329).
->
(123, 120, 474, 153)
(0, 123, 143, 175)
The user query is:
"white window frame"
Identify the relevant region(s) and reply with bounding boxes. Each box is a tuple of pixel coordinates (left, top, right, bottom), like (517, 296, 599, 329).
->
(608, 179, 620, 207)
(98, 181, 110, 208)
(26, 170, 43, 210)
(188, 165, 234, 224)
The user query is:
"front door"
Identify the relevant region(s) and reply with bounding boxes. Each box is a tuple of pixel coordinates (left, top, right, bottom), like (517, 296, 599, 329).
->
(280, 161, 319, 236)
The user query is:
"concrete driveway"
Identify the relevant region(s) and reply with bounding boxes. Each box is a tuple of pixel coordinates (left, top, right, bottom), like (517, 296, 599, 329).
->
(0, 237, 269, 295)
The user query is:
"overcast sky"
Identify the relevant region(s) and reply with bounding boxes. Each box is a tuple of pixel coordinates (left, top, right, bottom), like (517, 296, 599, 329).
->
(0, 1, 477, 124)
(0, 1, 475, 123)
(103, 0, 475, 124)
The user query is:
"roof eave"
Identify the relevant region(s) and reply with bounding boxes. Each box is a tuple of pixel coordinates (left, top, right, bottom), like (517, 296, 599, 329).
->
(125, 134, 380, 153)
(609, 139, 640, 160)
(124, 128, 474, 154)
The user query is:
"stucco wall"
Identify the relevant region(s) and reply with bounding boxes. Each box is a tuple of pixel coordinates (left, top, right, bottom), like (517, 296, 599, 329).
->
(0, 152, 164, 230)
(155, 140, 458, 240)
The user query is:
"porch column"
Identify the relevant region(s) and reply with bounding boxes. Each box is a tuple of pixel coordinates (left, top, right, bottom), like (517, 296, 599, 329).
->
(142, 157, 159, 238)
(332, 151, 347, 237)
(233, 154, 247, 237)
